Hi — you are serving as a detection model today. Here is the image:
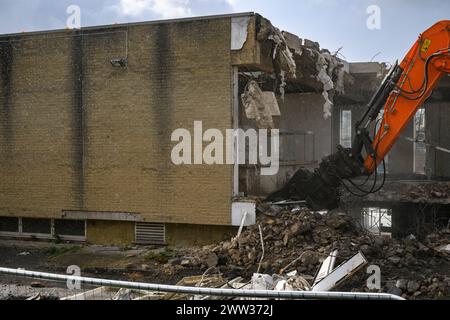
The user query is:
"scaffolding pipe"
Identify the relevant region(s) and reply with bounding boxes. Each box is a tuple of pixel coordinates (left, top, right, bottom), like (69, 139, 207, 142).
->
(0, 267, 404, 300)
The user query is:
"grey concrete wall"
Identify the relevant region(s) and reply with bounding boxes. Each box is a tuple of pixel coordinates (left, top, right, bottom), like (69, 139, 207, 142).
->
(388, 122, 414, 175)
(426, 101, 450, 179)
(278, 93, 333, 162)
(240, 92, 332, 196)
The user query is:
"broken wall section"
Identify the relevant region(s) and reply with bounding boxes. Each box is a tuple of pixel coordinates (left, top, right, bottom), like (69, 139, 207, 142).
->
(231, 14, 348, 196)
(238, 92, 331, 196)
(232, 14, 352, 120)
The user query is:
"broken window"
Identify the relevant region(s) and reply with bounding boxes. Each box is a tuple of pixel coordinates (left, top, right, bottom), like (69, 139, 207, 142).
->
(362, 207, 392, 236)
(0, 217, 19, 232)
(340, 110, 352, 148)
(414, 108, 426, 174)
(22, 218, 51, 234)
(54, 220, 85, 237)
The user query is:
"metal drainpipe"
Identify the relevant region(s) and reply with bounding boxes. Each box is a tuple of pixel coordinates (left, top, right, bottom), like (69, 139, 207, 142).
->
(0, 267, 404, 300)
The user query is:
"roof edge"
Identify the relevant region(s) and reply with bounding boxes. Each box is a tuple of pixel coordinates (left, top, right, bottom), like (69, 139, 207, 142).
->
(0, 12, 256, 38)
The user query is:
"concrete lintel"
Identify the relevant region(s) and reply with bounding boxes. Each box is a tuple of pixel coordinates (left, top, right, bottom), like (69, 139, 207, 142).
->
(62, 211, 143, 222)
(349, 62, 382, 74)
(282, 31, 303, 55)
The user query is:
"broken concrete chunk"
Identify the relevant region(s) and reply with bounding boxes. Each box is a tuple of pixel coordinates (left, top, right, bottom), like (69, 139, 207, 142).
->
(325, 213, 347, 229)
(256, 16, 296, 98)
(388, 256, 401, 265)
(316, 53, 335, 119)
(300, 250, 320, 267)
(282, 232, 289, 247)
(141, 264, 151, 271)
(241, 80, 280, 129)
(289, 222, 302, 236)
(201, 252, 219, 268)
(317, 54, 335, 92)
(274, 279, 293, 291)
(334, 66, 346, 94)
(251, 273, 275, 290)
(257, 202, 283, 217)
(289, 222, 312, 236)
(282, 31, 303, 56)
(275, 275, 310, 292)
(321, 91, 333, 120)
(168, 257, 182, 266)
(407, 280, 421, 293)
(256, 17, 274, 42)
(262, 91, 281, 116)
(250, 272, 311, 292)
(273, 37, 296, 77)
(436, 244, 450, 253)
(303, 38, 320, 51)
(113, 288, 132, 300)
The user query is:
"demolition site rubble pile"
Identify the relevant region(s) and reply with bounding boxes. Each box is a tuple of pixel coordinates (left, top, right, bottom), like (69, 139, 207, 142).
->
(193, 205, 450, 299)
(345, 181, 450, 204)
(408, 182, 450, 202)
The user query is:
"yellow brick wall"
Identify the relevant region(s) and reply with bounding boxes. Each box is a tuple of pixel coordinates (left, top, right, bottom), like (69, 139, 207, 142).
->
(0, 34, 79, 217)
(0, 18, 234, 226)
(166, 223, 237, 247)
(86, 220, 135, 246)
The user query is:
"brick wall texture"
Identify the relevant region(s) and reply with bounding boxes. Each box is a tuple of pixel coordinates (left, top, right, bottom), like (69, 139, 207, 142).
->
(0, 17, 234, 226)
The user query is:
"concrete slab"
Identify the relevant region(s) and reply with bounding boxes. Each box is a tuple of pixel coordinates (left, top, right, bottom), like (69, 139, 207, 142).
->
(349, 62, 382, 74)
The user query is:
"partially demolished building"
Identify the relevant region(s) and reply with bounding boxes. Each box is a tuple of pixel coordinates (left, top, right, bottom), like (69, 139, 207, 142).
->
(0, 12, 449, 245)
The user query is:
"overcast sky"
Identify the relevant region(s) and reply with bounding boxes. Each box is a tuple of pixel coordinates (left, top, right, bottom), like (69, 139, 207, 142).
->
(0, 0, 448, 62)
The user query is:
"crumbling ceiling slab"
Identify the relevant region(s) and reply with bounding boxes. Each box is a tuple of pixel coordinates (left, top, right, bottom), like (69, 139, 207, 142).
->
(231, 14, 385, 116)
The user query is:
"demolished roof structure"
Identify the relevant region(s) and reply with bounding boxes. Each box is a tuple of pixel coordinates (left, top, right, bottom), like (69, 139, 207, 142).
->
(231, 14, 378, 120)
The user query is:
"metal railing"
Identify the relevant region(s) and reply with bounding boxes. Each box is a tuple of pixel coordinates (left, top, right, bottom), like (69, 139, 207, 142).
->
(0, 267, 404, 300)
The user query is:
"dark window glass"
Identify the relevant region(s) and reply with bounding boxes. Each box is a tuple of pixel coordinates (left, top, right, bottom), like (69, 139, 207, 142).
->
(22, 218, 51, 234)
(0, 217, 19, 232)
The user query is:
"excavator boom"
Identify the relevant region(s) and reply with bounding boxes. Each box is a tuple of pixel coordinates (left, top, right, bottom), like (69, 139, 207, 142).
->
(364, 20, 450, 172)
(268, 20, 450, 210)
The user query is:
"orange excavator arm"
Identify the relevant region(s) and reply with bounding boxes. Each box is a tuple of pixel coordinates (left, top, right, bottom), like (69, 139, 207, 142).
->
(267, 20, 450, 210)
(363, 20, 450, 173)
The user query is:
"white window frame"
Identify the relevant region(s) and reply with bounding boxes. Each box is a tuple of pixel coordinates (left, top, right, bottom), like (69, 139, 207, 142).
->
(0, 218, 86, 242)
(340, 110, 352, 148)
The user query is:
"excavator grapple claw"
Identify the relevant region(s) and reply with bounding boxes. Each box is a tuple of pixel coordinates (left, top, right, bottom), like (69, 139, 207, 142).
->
(267, 146, 362, 210)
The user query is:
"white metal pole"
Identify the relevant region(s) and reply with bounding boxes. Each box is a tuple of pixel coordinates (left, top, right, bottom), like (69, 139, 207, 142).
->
(0, 267, 404, 300)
